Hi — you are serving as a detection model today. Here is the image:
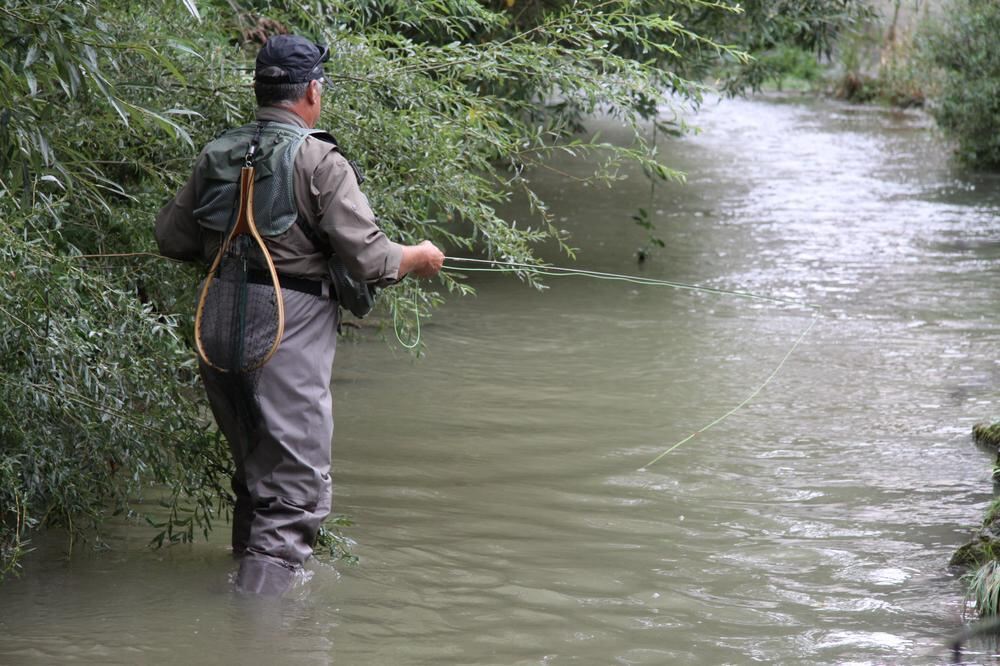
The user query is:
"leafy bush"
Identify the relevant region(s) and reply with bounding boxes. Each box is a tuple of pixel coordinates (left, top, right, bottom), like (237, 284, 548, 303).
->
(922, 0, 1000, 168)
(967, 560, 1000, 617)
(696, 0, 874, 94)
(758, 45, 823, 90)
(0, 0, 238, 576)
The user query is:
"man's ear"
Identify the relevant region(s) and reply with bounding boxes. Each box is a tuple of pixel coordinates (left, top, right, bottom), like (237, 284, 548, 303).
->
(306, 79, 322, 105)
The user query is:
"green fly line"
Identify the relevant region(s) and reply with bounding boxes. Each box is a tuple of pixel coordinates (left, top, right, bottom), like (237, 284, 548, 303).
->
(393, 287, 422, 350)
(442, 256, 820, 469)
(444, 257, 821, 308)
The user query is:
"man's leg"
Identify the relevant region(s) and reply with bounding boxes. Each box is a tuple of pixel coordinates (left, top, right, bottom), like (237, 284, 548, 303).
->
(230, 473, 253, 557)
(199, 365, 258, 558)
(234, 289, 337, 595)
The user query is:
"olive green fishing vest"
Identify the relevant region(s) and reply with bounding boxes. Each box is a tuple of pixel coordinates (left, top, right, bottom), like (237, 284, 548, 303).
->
(192, 121, 336, 237)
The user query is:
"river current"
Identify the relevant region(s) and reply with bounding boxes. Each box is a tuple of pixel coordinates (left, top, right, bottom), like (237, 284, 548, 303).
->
(2, 94, 1000, 665)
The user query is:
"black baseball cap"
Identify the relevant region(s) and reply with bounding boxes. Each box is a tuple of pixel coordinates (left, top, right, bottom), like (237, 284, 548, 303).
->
(255, 35, 329, 84)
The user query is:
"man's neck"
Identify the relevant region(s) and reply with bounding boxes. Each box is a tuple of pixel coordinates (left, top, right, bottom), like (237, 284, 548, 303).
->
(255, 106, 310, 128)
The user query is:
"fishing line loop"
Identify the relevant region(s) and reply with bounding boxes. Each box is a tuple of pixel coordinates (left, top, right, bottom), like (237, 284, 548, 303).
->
(393, 287, 422, 350)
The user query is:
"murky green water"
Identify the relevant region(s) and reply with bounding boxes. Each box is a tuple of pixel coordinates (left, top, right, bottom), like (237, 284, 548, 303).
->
(3, 95, 1000, 665)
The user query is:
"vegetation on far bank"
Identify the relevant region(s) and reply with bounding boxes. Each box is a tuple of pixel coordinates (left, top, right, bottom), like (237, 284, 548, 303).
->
(756, 0, 1000, 171)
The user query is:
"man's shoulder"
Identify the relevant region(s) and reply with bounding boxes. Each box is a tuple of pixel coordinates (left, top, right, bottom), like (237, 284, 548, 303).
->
(296, 132, 351, 175)
(195, 123, 259, 161)
(208, 122, 258, 143)
(304, 129, 338, 146)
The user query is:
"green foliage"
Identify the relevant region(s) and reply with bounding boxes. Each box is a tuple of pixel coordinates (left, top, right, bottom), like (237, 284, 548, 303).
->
(952, 423, 1000, 572)
(695, 0, 875, 94)
(967, 560, 1000, 617)
(315, 515, 359, 565)
(632, 206, 666, 262)
(921, 0, 1000, 169)
(827, 3, 937, 109)
(0, 0, 248, 576)
(984, 497, 1000, 527)
(0, 456, 33, 577)
(975, 422, 1000, 450)
(0, 213, 233, 572)
(758, 45, 823, 90)
(953, 538, 991, 569)
(879, 13, 937, 109)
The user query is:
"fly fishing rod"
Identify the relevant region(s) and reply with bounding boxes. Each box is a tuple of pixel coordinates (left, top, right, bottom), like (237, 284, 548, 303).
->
(442, 256, 821, 310)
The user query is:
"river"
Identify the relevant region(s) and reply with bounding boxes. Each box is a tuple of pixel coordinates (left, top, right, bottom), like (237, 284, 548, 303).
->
(2, 94, 1000, 665)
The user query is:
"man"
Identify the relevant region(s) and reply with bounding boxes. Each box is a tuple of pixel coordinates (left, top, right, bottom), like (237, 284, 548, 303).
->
(155, 34, 444, 596)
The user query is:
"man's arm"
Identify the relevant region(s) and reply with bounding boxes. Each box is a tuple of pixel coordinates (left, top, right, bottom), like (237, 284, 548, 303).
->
(154, 174, 203, 262)
(311, 149, 443, 283)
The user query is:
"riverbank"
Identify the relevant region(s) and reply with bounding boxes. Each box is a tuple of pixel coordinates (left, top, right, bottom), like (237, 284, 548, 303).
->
(952, 423, 1000, 617)
(761, 0, 945, 106)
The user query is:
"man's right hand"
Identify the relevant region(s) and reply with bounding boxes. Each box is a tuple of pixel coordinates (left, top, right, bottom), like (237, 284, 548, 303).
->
(400, 240, 445, 278)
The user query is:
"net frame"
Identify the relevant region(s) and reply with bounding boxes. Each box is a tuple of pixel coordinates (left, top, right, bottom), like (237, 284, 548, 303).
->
(194, 166, 286, 373)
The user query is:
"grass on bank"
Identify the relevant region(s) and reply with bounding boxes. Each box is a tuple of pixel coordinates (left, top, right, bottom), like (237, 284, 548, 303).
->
(957, 422, 1000, 618)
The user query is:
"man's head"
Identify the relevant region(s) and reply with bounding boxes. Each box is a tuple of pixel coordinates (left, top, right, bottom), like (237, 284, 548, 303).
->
(254, 35, 329, 126)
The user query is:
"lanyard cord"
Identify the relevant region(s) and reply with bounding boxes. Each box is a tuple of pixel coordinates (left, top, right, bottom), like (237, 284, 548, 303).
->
(244, 121, 265, 168)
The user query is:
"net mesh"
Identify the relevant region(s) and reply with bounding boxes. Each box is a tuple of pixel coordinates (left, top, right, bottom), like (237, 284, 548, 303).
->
(197, 235, 281, 374)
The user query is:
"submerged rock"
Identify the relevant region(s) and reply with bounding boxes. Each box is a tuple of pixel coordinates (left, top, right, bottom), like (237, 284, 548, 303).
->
(974, 423, 1000, 450)
(952, 423, 1000, 569)
(952, 534, 1000, 569)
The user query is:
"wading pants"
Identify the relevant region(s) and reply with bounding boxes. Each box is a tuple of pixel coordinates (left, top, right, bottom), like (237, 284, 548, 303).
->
(200, 287, 338, 595)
